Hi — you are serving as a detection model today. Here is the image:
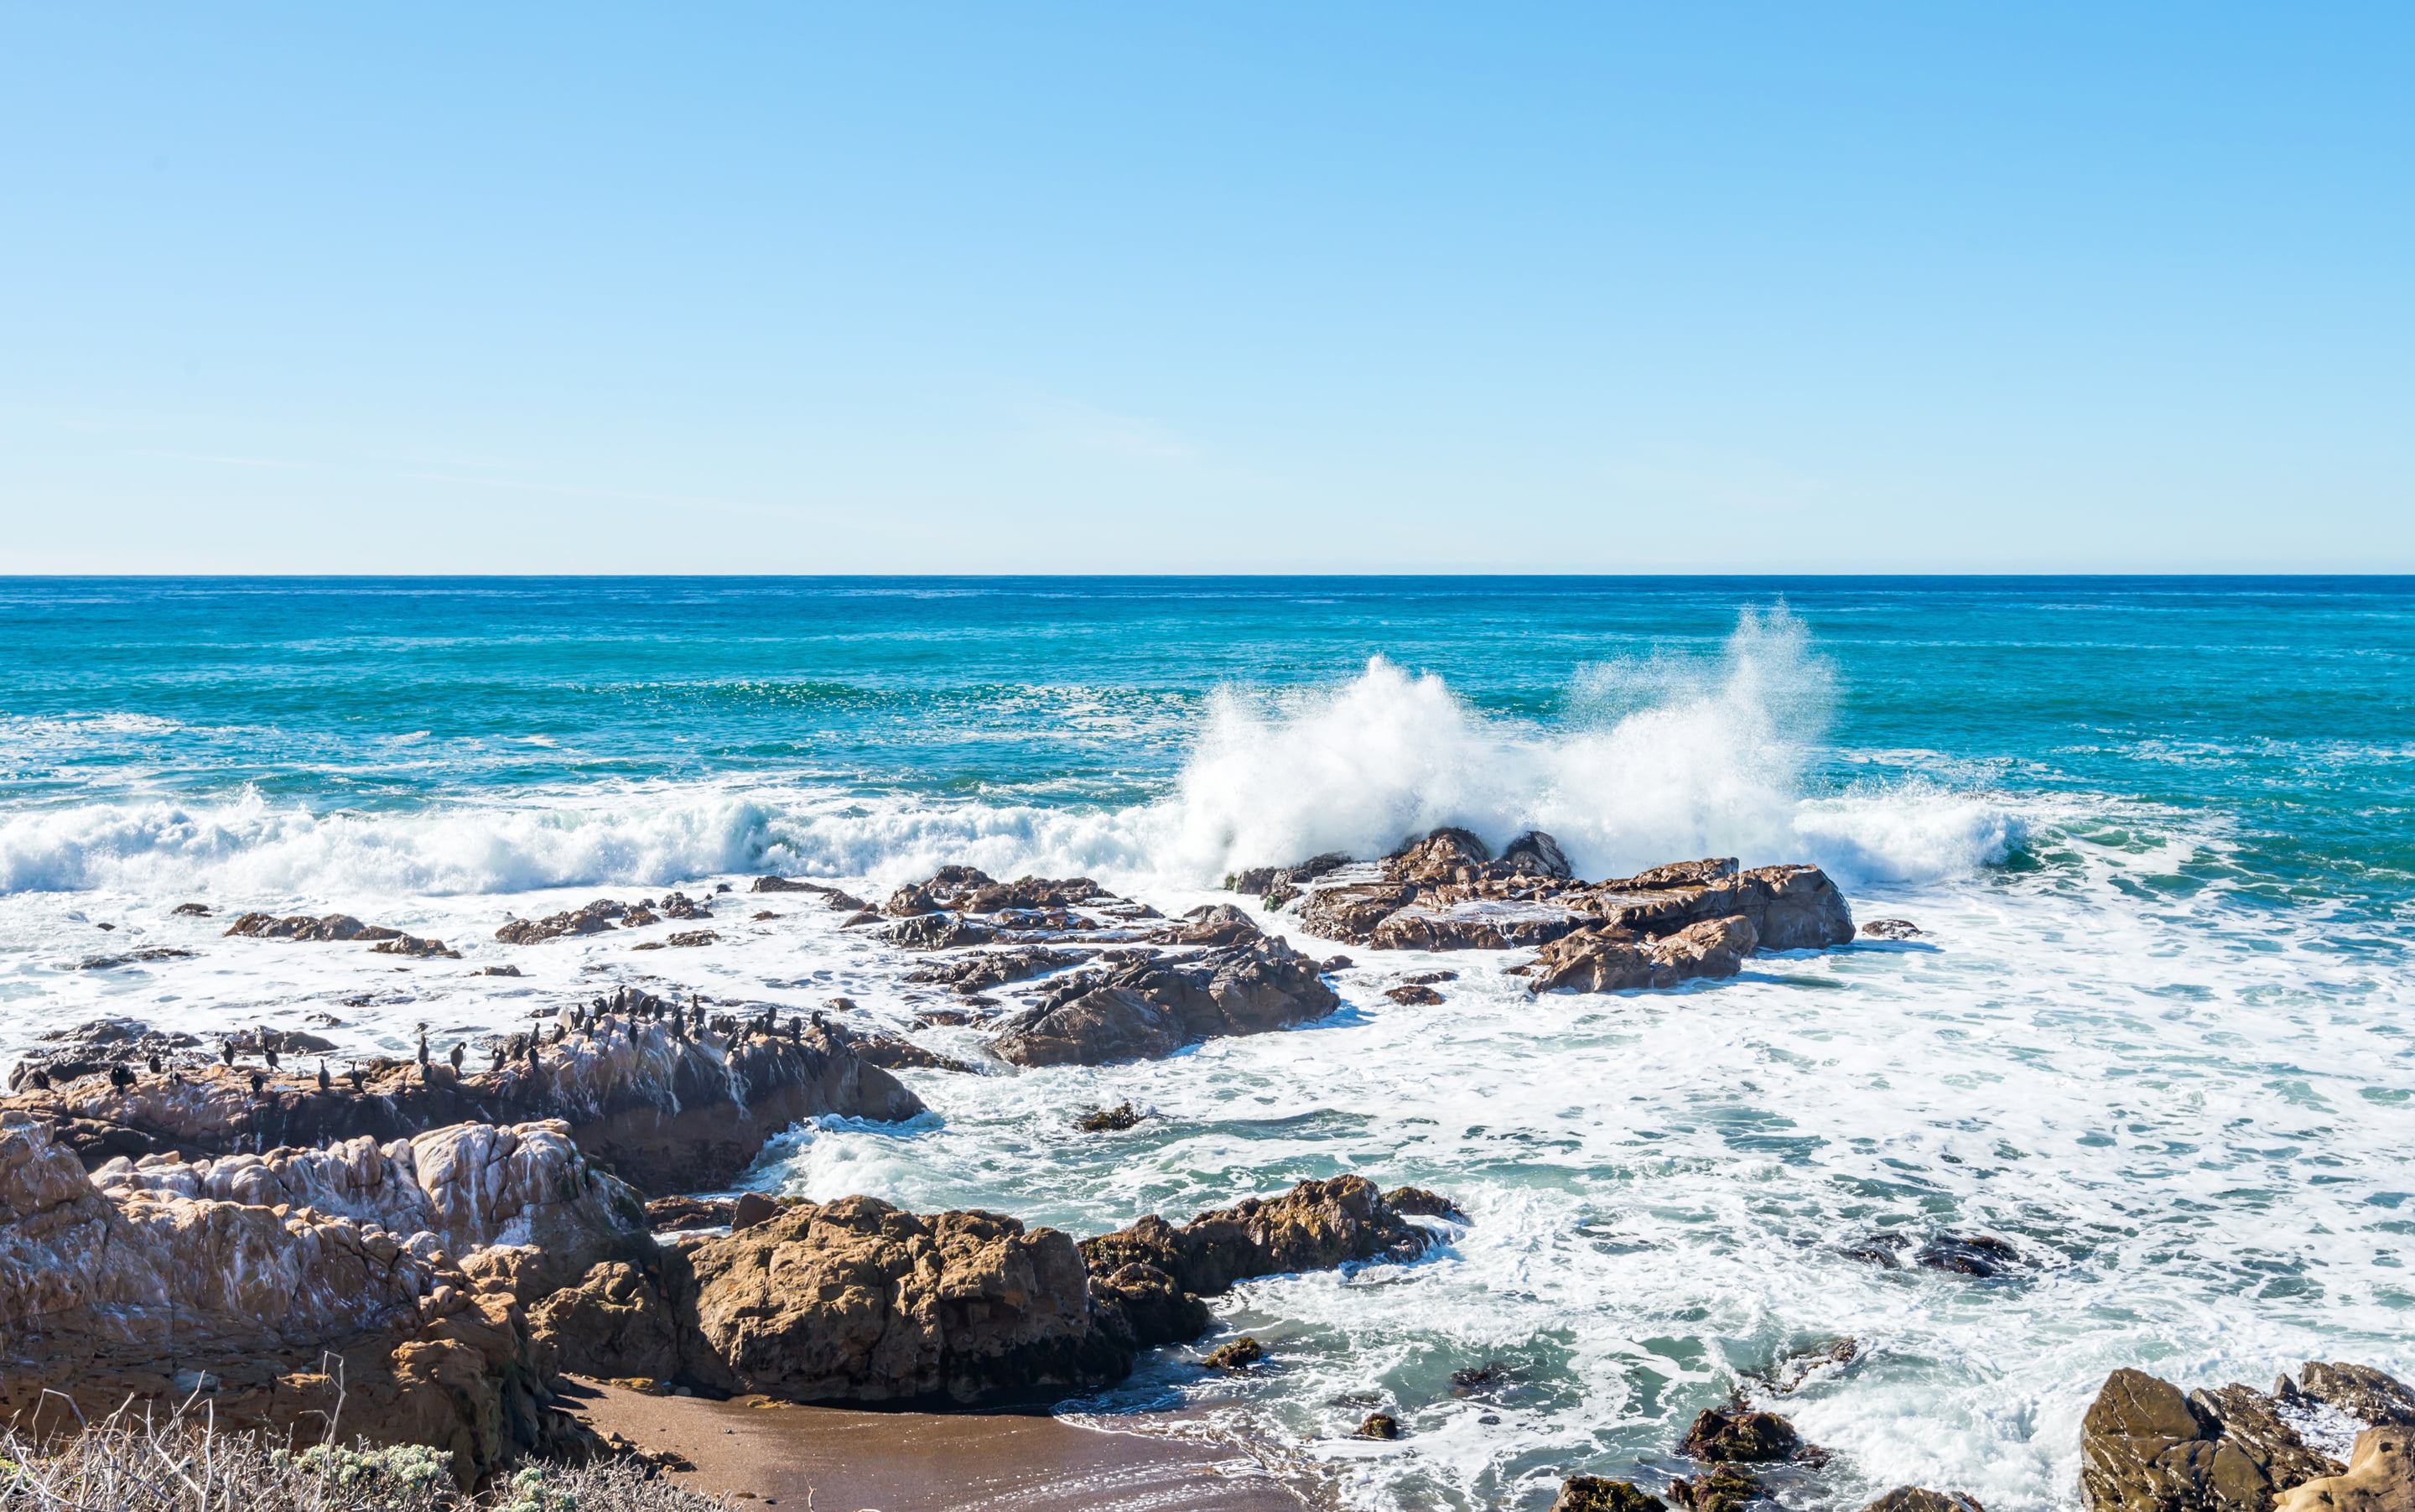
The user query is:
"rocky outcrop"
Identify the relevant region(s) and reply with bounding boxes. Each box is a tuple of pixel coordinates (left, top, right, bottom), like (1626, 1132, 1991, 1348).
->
(1862, 1492, 1987, 1512)
(225, 912, 405, 942)
(2276, 1426, 2415, 1512)
(904, 945, 1083, 993)
(495, 901, 622, 944)
(0, 1111, 589, 1486)
(683, 1197, 1127, 1403)
(8, 1017, 202, 1090)
(1265, 830, 1852, 976)
(1680, 1404, 1808, 1463)
(1524, 917, 1758, 993)
(1554, 1480, 1668, 1512)
(88, 1120, 651, 1302)
(990, 936, 1341, 1066)
(2, 1013, 926, 1196)
(1077, 1176, 1441, 1296)
(2077, 1363, 2415, 1512)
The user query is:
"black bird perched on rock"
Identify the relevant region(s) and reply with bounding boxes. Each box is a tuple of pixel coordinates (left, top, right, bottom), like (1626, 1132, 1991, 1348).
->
(264, 1045, 280, 1071)
(248, 1069, 266, 1094)
(490, 1043, 506, 1072)
(787, 1016, 802, 1042)
(108, 1062, 134, 1090)
(346, 1063, 366, 1091)
(550, 1022, 566, 1044)
(147, 1052, 163, 1074)
(811, 1009, 827, 1030)
(219, 1041, 236, 1067)
(168, 1070, 183, 1087)
(416, 1029, 429, 1067)
(449, 1042, 464, 1072)
(525, 1036, 540, 1064)
(318, 1061, 331, 1091)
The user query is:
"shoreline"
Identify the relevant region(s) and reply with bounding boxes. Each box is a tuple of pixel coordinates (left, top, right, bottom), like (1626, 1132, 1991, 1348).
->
(561, 1377, 1312, 1512)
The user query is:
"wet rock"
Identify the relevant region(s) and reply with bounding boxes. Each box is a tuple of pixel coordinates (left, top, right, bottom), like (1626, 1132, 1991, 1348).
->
(1555, 1479, 1670, 1512)
(1388, 826, 1495, 884)
(905, 945, 1082, 992)
(226, 912, 406, 943)
(1680, 1404, 1804, 1463)
(621, 907, 662, 927)
(808, 1018, 972, 1073)
(1356, 1412, 1401, 1439)
(1371, 896, 1592, 950)
(2195, 1383, 2347, 1496)
(2082, 1367, 2280, 1512)
(1078, 1101, 1143, 1132)
(1160, 903, 1264, 946)
(683, 1196, 1130, 1404)
(1078, 1176, 1436, 1296)
(496, 906, 620, 944)
(1384, 1186, 1467, 1220)
(9, 1019, 202, 1090)
(1385, 984, 1445, 1005)
(1670, 1465, 1764, 1512)
(1502, 830, 1573, 879)
(71, 947, 200, 969)
(370, 934, 461, 959)
(889, 912, 995, 949)
(1757, 1337, 1860, 1394)
(1451, 1362, 1518, 1394)
(172, 902, 212, 916)
(480, 964, 523, 976)
(1297, 881, 1415, 942)
(226, 1028, 340, 1055)
(1862, 1490, 1987, 1512)
(1843, 1232, 1911, 1268)
(2274, 1425, 2415, 1512)
(1225, 867, 1280, 896)
(752, 876, 834, 893)
(1862, 918, 1924, 939)
(839, 909, 879, 927)
(1525, 916, 1758, 993)
(1204, 1336, 1264, 1369)
(665, 930, 719, 948)
(1916, 1234, 2023, 1277)
(992, 936, 1339, 1067)
(1617, 858, 1741, 891)
(729, 1192, 778, 1231)
(1088, 1260, 1212, 1352)
(2301, 1364, 2415, 1428)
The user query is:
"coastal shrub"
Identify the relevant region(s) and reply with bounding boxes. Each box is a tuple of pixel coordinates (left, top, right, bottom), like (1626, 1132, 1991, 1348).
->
(0, 1407, 728, 1512)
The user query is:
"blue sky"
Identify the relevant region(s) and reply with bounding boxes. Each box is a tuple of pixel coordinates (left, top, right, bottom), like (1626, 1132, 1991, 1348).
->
(2, 4, 2407, 573)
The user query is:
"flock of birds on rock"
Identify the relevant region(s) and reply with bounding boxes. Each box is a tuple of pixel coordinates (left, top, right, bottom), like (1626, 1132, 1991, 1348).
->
(23, 982, 833, 1099)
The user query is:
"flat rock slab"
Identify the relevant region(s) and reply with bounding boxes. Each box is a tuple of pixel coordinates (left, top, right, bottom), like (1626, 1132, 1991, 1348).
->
(564, 1377, 1305, 1512)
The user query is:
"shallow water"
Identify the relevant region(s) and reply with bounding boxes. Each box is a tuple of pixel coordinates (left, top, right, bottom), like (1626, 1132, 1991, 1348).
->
(3, 576, 2412, 1511)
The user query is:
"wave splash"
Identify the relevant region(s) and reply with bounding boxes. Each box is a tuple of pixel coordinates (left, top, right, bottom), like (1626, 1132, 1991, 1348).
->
(0, 611, 2019, 899)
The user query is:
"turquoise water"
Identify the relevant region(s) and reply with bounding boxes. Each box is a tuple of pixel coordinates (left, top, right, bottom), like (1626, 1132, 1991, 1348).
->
(3, 576, 2412, 1510)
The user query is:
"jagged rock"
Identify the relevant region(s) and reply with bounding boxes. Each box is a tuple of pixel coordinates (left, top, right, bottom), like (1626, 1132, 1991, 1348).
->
(664, 930, 718, 948)
(2196, 1384, 2348, 1498)
(1298, 881, 1416, 942)
(1078, 1176, 1436, 1296)
(683, 1196, 1127, 1403)
(752, 876, 833, 892)
(645, 1195, 734, 1231)
(2275, 1426, 2415, 1512)
(1680, 1404, 1804, 1462)
(1078, 1101, 1143, 1132)
(1388, 827, 1494, 884)
(1088, 1261, 1211, 1351)
(1356, 1413, 1400, 1439)
(8, 1019, 202, 1090)
(371, 934, 461, 959)
(1843, 1232, 1911, 1267)
(2081, 1367, 2338, 1512)
(1862, 1490, 1987, 1512)
(1617, 858, 1740, 890)
(2302, 1364, 2415, 1427)
(496, 906, 619, 944)
(1525, 916, 1758, 993)
(71, 947, 200, 969)
(1669, 1465, 1763, 1512)
(889, 912, 995, 949)
(1371, 896, 1591, 950)
(1502, 830, 1573, 879)
(905, 945, 1083, 992)
(808, 1019, 971, 1073)
(226, 912, 406, 943)
(3, 1016, 925, 1196)
(1916, 1234, 2023, 1276)
(91, 1119, 650, 1301)
(1555, 1479, 1669, 1512)
(658, 892, 712, 921)
(1159, 903, 1263, 946)
(527, 1257, 695, 1386)
(1386, 984, 1444, 1005)
(0, 1111, 589, 1485)
(1225, 867, 1280, 896)
(991, 936, 1340, 1066)
(1383, 1186, 1467, 1220)
(1204, 1336, 1264, 1369)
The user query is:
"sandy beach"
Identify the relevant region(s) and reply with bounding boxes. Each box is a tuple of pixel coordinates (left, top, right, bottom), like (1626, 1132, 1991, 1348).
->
(561, 1377, 1311, 1512)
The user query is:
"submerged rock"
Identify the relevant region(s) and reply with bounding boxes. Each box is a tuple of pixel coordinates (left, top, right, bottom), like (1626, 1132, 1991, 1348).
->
(1916, 1233, 2023, 1276)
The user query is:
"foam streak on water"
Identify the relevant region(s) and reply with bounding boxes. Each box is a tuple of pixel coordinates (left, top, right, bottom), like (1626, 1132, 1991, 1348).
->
(3, 577, 2412, 1512)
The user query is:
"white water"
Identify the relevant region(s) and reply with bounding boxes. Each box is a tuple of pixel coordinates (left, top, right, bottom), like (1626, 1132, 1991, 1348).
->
(3, 628, 2408, 1512)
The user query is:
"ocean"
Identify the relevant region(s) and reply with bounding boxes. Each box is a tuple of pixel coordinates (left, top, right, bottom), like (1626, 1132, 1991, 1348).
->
(3, 575, 2411, 1511)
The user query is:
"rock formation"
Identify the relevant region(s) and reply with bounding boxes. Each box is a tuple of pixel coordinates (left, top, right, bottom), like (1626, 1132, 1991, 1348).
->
(990, 936, 1340, 1066)
(2276, 1426, 2415, 1512)
(2, 1013, 924, 1195)
(1077, 1175, 1440, 1296)
(0, 1111, 596, 1486)
(2079, 1362, 2415, 1512)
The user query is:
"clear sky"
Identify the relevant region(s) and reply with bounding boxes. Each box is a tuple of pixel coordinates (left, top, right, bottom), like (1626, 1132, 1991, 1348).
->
(2, 4, 2408, 574)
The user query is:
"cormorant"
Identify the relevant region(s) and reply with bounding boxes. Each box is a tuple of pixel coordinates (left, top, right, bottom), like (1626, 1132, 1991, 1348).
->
(416, 1030, 429, 1066)
(449, 1042, 465, 1072)
(108, 1063, 134, 1090)
(347, 1065, 366, 1091)
(147, 1052, 164, 1074)
(248, 1069, 266, 1094)
(317, 1062, 331, 1091)
(490, 1043, 506, 1072)
(220, 1042, 236, 1066)
(264, 1046, 280, 1071)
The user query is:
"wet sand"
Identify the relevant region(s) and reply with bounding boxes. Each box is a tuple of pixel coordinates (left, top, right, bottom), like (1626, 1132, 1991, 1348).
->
(561, 1378, 1311, 1512)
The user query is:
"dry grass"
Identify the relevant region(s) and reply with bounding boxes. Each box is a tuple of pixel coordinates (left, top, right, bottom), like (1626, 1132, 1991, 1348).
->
(0, 1398, 733, 1512)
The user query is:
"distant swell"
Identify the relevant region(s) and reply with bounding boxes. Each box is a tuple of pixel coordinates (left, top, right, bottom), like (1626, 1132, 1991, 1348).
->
(0, 611, 2021, 901)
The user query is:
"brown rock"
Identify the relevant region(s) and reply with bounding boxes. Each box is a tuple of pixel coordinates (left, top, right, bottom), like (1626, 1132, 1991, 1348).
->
(1160, 903, 1264, 946)
(2275, 1426, 2415, 1512)
(2302, 1364, 2415, 1428)
(1862, 918, 1924, 939)
(991, 937, 1339, 1067)
(1383, 1186, 1467, 1220)
(1669, 1465, 1763, 1512)
(1203, 1336, 1263, 1369)
(226, 912, 406, 943)
(1356, 1412, 1400, 1439)
(730, 1192, 778, 1231)
(1078, 1176, 1436, 1296)
(1385, 984, 1445, 1005)
(904, 945, 1083, 992)
(1862, 1490, 1987, 1512)
(1680, 1404, 1803, 1462)
(496, 907, 619, 944)
(1555, 1479, 1669, 1512)
(369, 933, 461, 959)
(1526, 915, 1758, 994)
(752, 876, 835, 892)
